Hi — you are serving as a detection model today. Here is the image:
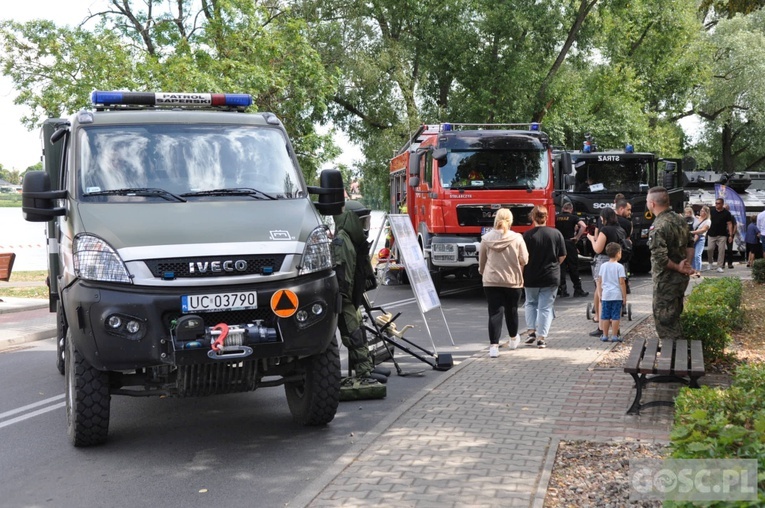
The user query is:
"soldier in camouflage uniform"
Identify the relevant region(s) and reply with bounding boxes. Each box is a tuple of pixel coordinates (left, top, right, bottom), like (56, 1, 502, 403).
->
(646, 187, 694, 341)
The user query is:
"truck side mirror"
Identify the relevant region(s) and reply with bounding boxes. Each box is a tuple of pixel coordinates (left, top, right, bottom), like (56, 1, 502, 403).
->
(431, 148, 447, 162)
(564, 174, 577, 187)
(557, 152, 573, 175)
(408, 151, 421, 177)
(21, 171, 66, 222)
(308, 169, 345, 216)
(409, 176, 420, 187)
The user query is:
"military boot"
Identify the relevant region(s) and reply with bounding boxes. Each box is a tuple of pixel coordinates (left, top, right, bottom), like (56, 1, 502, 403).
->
(558, 286, 570, 297)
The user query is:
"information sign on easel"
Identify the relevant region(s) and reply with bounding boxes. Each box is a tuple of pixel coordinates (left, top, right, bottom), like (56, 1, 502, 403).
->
(387, 214, 441, 313)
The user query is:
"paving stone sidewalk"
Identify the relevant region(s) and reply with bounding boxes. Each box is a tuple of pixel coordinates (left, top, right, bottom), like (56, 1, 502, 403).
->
(297, 280, 677, 508)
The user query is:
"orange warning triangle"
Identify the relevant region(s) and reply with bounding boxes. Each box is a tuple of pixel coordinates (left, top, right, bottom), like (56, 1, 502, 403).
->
(270, 289, 298, 318)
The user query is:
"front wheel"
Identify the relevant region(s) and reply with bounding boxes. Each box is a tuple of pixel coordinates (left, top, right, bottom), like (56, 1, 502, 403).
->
(66, 329, 111, 446)
(284, 337, 341, 426)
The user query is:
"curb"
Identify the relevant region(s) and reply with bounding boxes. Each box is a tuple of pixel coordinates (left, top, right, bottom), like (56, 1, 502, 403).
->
(0, 328, 56, 352)
(0, 299, 48, 315)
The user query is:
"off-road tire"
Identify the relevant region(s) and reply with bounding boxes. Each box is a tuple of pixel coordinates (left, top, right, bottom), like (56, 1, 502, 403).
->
(285, 337, 341, 426)
(65, 329, 111, 446)
(55, 301, 67, 376)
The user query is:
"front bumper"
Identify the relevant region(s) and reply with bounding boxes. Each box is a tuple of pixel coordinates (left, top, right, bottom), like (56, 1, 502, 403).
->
(62, 270, 340, 371)
(429, 236, 481, 268)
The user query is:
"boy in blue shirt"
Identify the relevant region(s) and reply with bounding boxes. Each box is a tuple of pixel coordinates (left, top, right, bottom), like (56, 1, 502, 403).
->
(597, 242, 627, 342)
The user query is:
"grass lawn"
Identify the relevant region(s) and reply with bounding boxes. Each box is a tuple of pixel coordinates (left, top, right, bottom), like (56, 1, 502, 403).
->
(0, 270, 48, 299)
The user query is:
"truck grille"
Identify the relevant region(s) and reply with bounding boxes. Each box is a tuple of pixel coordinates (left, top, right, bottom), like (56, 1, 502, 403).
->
(146, 255, 286, 278)
(456, 204, 534, 227)
(177, 360, 260, 396)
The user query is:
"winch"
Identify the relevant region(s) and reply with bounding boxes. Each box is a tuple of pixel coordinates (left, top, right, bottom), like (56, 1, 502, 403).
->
(172, 314, 278, 359)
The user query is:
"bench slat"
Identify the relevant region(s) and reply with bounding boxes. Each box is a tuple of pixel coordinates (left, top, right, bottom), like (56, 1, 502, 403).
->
(624, 338, 646, 374)
(674, 339, 689, 377)
(656, 339, 674, 375)
(0, 252, 16, 282)
(639, 338, 660, 374)
(690, 340, 705, 376)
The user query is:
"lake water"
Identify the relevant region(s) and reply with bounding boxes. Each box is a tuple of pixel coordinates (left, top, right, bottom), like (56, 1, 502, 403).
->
(0, 207, 389, 273)
(0, 207, 48, 271)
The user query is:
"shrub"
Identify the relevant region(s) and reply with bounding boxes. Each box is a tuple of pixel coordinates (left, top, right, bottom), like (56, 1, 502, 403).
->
(668, 363, 765, 506)
(682, 277, 743, 361)
(753, 258, 765, 284)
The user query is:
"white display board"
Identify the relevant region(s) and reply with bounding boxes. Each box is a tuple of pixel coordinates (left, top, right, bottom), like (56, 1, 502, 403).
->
(387, 214, 441, 313)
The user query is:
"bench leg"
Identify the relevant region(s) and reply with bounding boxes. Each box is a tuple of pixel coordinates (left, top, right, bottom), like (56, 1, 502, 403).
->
(689, 376, 702, 389)
(627, 373, 643, 415)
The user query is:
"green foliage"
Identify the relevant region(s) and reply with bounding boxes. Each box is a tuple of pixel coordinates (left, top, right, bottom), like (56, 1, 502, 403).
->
(752, 258, 765, 284)
(689, 8, 765, 173)
(0, 1, 340, 182)
(682, 277, 742, 361)
(0, 193, 22, 207)
(669, 363, 765, 506)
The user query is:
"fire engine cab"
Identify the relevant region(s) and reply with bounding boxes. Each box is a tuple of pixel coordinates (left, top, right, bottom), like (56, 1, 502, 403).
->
(390, 123, 569, 286)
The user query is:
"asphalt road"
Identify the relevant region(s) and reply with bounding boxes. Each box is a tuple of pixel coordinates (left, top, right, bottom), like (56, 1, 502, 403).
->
(0, 278, 496, 507)
(0, 272, 638, 507)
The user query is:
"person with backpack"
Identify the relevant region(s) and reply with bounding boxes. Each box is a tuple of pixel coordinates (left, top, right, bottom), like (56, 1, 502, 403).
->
(585, 207, 627, 337)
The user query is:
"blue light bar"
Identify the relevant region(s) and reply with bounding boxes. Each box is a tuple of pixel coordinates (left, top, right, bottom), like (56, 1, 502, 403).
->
(530, 122, 540, 131)
(442, 123, 452, 132)
(625, 143, 634, 153)
(91, 91, 253, 108)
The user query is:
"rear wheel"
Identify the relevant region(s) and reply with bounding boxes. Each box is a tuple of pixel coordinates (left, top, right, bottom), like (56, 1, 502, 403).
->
(66, 329, 111, 446)
(285, 338, 341, 426)
(55, 302, 67, 376)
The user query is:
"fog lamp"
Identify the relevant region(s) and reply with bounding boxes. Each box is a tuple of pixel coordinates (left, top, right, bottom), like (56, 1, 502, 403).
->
(107, 315, 122, 329)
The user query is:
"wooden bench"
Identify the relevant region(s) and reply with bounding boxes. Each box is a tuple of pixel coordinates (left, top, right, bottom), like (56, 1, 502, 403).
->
(0, 252, 16, 282)
(624, 337, 705, 415)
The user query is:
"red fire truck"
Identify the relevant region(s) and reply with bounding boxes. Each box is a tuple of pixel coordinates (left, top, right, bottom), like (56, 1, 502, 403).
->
(389, 123, 569, 286)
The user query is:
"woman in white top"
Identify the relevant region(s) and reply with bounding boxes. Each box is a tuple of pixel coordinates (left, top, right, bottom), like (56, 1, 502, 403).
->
(690, 205, 711, 277)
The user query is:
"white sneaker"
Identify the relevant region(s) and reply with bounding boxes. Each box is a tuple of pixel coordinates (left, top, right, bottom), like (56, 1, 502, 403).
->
(510, 335, 521, 350)
(489, 345, 499, 358)
(716, 267, 724, 273)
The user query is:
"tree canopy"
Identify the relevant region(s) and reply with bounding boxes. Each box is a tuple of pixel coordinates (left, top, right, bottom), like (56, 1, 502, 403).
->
(2, 0, 764, 201)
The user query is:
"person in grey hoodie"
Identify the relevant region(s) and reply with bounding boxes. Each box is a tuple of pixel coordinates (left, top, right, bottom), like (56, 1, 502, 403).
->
(478, 208, 529, 358)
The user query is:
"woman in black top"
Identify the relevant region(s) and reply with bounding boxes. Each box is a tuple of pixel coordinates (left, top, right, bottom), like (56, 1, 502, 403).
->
(586, 207, 625, 331)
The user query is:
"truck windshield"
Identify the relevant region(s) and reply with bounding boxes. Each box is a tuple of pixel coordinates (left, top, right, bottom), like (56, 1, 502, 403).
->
(77, 125, 302, 199)
(439, 149, 549, 190)
(572, 159, 651, 193)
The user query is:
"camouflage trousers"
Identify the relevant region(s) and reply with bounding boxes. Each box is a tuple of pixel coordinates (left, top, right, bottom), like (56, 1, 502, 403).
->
(338, 299, 373, 378)
(652, 272, 690, 341)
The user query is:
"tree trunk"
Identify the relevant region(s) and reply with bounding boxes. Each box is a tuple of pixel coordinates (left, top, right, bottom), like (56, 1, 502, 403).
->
(532, 0, 599, 123)
(721, 121, 735, 173)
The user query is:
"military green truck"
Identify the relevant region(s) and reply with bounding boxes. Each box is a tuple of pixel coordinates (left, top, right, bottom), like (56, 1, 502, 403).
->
(22, 91, 346, 446)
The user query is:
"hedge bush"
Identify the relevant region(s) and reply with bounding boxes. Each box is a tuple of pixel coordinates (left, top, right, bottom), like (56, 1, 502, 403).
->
(668, 363, 765, 507)
(681, 277, 742, 361)
(753, 258, 765, 284)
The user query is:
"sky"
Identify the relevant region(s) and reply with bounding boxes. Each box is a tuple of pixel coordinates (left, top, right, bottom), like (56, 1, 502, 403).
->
(0, 1, 101, 171)
(0, 0, 363, 173)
